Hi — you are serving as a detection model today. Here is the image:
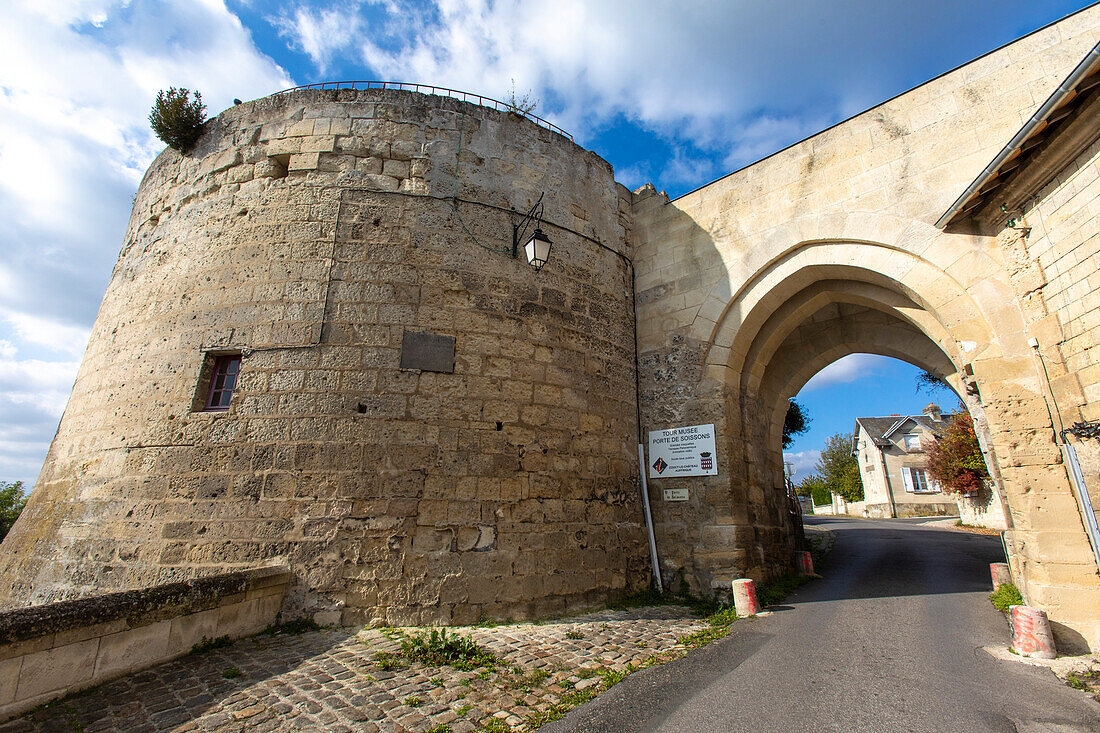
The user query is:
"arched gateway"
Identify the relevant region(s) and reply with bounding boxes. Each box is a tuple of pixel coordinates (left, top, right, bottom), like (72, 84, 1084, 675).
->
(1, 8, 1099, 651)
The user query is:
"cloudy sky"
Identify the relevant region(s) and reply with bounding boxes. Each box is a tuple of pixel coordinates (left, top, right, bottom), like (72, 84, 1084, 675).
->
(0, 0, 1090, 487)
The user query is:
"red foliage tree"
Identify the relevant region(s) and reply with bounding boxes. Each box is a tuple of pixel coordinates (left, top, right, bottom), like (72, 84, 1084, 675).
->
(925, 411, 990, 495)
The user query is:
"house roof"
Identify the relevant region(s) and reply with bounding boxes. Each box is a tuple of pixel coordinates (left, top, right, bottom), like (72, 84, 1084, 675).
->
(853, 414, 950, 447)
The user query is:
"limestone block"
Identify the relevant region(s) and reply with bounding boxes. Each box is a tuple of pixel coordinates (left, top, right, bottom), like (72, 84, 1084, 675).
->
(360, 174, 400, 191)
(383, 159, 410, 178)
(92, 621, 171, 679)
(285, 120, 314, 137)
(298, 135, 337, 154)
(266, 137, 301, 156)
(0, 656, 20, 705)
(166, 608, 221, 657)
(15, 639, 98, 700)
(357, 157, 383, 174)
(288, 152, 320, 171)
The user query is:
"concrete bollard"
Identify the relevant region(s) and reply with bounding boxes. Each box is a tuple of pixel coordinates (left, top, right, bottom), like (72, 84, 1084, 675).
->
(795, 551, 814, 576)
(1010, 605, 1057, 659)
(732, 578, 761, 616)
(990, 563, 1011, 588)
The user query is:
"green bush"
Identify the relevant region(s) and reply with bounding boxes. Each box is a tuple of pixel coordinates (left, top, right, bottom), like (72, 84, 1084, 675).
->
(0, 481, 26, 541)
(400, 628, 495, 670)
(989, 582, 1023, 612)
(149, 87, 207, 152)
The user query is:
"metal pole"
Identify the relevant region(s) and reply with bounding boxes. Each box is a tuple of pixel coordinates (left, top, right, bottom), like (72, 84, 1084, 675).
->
(637, 443, 663, 593)
(1061, 442, 1100, 572)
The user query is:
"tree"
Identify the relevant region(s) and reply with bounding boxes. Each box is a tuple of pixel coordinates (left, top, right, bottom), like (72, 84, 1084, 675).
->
(815, 433, 864, 501)
(926, 411, 990, 495)
(0, 481, 26, 541)
(916, 369, 950, 395)
(149, 88, 207, 152)
(796, 474, 831, 507)
(782, 400, 811, 448)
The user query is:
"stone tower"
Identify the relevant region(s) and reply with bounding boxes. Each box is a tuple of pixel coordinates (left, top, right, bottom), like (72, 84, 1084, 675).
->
(0, 89, 649, 625)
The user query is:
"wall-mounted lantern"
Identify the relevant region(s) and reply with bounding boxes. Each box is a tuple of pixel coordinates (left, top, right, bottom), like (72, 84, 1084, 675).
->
(513, 193, 553, 272)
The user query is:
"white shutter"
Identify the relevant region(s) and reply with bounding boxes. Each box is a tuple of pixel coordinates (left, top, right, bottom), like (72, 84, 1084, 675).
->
(901, 467, 915, 492)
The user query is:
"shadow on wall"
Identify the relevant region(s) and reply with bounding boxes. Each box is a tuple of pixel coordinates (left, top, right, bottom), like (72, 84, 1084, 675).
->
(633, 189, 796, 595)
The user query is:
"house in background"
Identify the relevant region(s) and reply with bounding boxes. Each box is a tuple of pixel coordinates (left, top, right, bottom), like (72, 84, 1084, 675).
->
(850, 404, 958, 518)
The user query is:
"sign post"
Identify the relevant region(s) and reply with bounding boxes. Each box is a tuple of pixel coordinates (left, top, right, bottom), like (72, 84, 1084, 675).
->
(637, 443, 663, 593)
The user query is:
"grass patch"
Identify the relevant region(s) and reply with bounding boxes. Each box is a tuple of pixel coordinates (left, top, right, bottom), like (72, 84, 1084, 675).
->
(677, 625, 729, 649)
(482, 718, 510, 732)
(262, 618, 321, 636)
(757, 573, 809, 607)
(474, 615, 516, 628)
(1063, 670, 1100, 692)
(707, 606, 739, 627)
(401, 628, 496, 670)
(565, 629, 584, 640)
(430, 676, 444, 687)
(373, 651, 406, 671)
(506, 668, 550, 691)
(189, 636, 232, 655)
(455, 703, 473, 716)
(427, 725, 452, 733)
(221, 666, 243, 679)
(403, 696, 422, 707)
(989, 582, 1023, 613)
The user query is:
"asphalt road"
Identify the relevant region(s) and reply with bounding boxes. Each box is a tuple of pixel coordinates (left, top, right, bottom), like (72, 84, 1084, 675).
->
(542, 516, 1099, 733)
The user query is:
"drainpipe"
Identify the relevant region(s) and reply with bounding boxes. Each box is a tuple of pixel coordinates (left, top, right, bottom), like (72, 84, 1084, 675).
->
(1061, 442, 1100, 572)
(878, 444, 898, 518)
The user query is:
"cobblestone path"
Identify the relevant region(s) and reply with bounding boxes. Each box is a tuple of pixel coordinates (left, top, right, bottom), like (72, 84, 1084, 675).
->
(0, 606, 707, 732)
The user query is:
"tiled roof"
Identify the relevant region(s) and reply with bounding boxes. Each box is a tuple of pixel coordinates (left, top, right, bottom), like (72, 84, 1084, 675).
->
(853, 414, 952, 445)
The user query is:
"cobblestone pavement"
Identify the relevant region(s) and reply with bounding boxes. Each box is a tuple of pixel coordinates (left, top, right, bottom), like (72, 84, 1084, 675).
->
(0, 606, 708, 732)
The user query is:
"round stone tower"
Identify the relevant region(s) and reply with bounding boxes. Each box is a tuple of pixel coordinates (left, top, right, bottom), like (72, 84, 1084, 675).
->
(0, 88, 646, 625)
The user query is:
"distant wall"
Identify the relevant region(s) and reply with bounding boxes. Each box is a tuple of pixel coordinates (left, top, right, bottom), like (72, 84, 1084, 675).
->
(0, 565, 290, 721)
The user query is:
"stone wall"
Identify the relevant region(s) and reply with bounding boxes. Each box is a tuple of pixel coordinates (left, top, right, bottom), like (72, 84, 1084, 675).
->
(1012, 129, 1100, 527)
(0, 89, 646, 625)
(630, 7, 1100, 648)
(0, 564, 290, 721)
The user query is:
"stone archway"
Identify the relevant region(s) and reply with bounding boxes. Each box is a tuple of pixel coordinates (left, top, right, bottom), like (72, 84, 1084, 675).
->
(635, 226, 1100, 650)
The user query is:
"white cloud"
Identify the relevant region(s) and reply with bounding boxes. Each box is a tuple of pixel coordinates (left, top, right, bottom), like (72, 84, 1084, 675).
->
(801, 353, 893, 392)
(0, 0, 293, 484)
(265, 0, 1007, 182)
(0, 310, 90, 358)
(271, 4, 363, 73)
(783, 449, 821, 484)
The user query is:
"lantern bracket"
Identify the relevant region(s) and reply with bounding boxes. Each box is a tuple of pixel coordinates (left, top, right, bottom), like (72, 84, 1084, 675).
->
(512, 193, 546, 260)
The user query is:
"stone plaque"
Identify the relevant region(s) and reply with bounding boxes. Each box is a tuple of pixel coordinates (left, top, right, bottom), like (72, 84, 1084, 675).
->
(400, 331, 455, 373)
(663, 488, 689, 502)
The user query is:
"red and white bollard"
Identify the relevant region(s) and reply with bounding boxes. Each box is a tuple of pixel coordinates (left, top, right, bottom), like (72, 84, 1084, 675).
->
(795, 551, 814, 576)
(990, 563, 1011, 588)
(1010, 605, 1057, 659)
(732, 578, 761, 616)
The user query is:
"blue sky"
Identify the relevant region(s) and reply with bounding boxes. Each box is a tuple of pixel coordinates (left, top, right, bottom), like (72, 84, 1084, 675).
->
(0, 0, 1092, 486)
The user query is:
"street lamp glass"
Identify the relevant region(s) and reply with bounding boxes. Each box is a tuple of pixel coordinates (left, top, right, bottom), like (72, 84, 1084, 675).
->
(524, 228, 552, 272)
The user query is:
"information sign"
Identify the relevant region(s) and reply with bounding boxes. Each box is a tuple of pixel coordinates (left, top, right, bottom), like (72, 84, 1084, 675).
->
(663, 488, 689, 502)
(647, 423, 718, 478)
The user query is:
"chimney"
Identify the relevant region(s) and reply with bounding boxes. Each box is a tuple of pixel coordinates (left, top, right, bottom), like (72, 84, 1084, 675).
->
(923, 403, 942, 421)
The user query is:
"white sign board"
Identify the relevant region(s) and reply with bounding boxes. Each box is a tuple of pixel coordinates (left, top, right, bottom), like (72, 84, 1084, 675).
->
(663, 488, 689, 502)
(648, 423, 718, 478)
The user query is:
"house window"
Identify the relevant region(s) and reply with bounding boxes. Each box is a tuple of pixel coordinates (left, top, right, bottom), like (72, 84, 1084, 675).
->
(902, 433, 921, 451)
(902, 467, 938, 493)
(202, 354, 241, 411)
